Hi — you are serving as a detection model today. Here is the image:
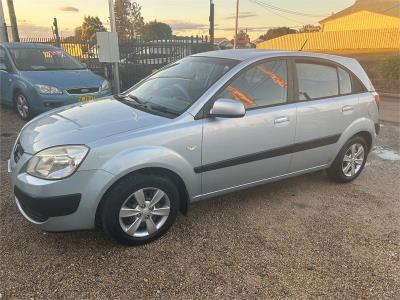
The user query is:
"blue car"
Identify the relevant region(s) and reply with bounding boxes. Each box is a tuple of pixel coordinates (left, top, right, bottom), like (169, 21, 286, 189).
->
(0, 43, 112, 120)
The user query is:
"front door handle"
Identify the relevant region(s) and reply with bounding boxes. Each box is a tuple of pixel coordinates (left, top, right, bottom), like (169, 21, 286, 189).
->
(274, 116, 289, 124)
(342, 105, 353, 112)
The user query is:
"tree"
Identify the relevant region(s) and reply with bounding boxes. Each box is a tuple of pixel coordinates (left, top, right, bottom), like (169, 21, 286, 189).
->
(114, 0, 144, 38)
(141, 21, 172, 41)
(299, 24, 320, 33)
(258, 27, 297, 41)
(80, 16, 106, 40)
(236, 30, 250, 42)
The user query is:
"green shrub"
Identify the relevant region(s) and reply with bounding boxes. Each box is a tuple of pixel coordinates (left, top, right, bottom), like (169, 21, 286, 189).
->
(381, 56, 400, 81)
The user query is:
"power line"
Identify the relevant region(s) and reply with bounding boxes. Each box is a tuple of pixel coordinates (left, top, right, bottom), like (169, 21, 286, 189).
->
(383, 3, 400, 12)
(249, 0, 328, 18)
(250, 0, 306, 25)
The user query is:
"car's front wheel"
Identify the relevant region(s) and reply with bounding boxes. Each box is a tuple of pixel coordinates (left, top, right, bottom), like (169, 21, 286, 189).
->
(14, 91, 31, 121)
(327, 135, 368, 182)
(101, 173, 180, 245)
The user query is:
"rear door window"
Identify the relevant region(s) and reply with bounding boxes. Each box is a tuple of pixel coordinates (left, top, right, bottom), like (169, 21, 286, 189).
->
(296, 62, 339, 100)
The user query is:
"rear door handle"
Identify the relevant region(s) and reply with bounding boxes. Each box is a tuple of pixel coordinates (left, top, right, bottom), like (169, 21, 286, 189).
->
(274, 116, 289, 124)
(342, 105, 353, 112)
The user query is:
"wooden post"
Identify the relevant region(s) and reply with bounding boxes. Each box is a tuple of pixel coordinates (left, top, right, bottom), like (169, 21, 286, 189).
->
(6, 0, 19, 42)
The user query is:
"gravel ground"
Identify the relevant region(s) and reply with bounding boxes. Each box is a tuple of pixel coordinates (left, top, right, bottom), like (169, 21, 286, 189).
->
(1, 105, 399, 299)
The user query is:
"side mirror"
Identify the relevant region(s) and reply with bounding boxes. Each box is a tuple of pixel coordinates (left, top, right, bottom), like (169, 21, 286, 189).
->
(209, 98, 245, 118)
(0, 63, 8, 72)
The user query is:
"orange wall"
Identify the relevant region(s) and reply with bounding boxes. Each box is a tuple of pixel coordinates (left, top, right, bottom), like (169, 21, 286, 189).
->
(256, 29, 400, 52)
(321, 11, 400, 32)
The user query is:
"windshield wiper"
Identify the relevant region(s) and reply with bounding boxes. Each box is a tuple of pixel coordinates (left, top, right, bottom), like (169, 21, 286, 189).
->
(114, 94, 179, 117)
(146, 103, 180, 116)
(127, 95, 146, 105)
(114, 94, 146, 105)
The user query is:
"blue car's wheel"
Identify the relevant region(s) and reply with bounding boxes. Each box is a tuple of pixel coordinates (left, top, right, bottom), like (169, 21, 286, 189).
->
(14, 92, 31, 121)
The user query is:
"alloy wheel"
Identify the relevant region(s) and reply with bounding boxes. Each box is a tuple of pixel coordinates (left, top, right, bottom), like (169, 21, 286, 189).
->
(119, 187, 171, 237)
(342, 143, 365, 177)
(16, 94, 29, 119)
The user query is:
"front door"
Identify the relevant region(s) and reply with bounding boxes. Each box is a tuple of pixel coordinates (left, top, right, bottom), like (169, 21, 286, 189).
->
(0, 47, 14, 104)
(199, 59, 297, 195)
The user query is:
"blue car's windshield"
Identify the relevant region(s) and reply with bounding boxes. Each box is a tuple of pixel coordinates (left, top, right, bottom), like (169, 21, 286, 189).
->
(125, 56, 239, 116)
(10, 48, 85, 71)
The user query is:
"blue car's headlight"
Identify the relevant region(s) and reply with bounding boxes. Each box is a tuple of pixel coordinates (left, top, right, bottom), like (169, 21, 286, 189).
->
(100, 80, 111, 91)
(35, 84, 63, 95)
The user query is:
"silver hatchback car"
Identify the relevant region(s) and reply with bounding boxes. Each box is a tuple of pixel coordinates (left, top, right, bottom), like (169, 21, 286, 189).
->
(9, 50, 380, 245)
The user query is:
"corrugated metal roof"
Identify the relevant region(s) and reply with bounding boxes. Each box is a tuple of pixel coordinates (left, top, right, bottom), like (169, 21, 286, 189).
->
(320, 0, 400, 23)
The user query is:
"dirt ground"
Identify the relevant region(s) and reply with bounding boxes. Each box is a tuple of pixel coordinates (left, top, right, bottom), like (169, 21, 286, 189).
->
(1, 105, 399, 299)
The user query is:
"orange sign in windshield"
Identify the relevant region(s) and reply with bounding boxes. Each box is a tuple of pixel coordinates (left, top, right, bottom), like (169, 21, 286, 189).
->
(256, 66, 288, 88)
(227, 85, 256, 107)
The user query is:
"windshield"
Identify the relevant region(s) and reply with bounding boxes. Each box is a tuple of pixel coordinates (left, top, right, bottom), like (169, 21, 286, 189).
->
(10, 48, 85, 71)
(125, 56, 239, 116)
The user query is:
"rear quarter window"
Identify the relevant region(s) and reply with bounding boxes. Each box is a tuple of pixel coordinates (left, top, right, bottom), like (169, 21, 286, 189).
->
(338, 67, 352, 95)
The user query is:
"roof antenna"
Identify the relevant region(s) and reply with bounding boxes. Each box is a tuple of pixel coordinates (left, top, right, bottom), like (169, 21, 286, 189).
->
(299, 39, 308, 51)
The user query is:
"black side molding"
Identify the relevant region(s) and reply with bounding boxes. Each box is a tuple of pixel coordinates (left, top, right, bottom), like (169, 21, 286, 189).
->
(194, 134, 341, 173)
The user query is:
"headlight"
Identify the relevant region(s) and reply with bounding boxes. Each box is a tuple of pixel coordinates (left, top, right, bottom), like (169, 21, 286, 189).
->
(35, 84, 63, 95)
(27, 145, 89, 180)
(100, 80, 111, 91)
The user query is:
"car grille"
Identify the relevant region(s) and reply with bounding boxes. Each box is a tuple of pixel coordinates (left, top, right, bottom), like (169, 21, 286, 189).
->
(67, 87, 99, 95)
(13, 140, 24, 163)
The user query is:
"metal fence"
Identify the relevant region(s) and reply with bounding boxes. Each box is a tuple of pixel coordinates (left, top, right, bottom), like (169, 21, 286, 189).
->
(20, 36, 214, 89)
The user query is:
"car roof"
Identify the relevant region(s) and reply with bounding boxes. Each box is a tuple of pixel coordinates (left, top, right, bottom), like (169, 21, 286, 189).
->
(192, 49, 372, 91)
(192, 49, 293, 61)
(1, 42, 60, 50)
(192, 49, 355, 63)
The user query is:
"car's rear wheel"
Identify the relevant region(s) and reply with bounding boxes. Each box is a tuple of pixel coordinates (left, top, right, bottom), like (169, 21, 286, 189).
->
(101, 173, 180, 245)
(14, 92, 31, 121)
(327, 135, 368, 183)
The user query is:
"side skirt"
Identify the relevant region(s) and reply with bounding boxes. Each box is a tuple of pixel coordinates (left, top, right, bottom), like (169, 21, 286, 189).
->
(191, 164, 328, 202)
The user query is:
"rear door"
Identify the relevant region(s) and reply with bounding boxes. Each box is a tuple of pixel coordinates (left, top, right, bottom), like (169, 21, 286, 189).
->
(290, 58, 361, 172)
(200, 59, 297, 195)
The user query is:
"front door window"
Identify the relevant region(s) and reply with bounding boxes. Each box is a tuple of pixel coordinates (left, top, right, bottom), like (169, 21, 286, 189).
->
(216, 60, 288, 108)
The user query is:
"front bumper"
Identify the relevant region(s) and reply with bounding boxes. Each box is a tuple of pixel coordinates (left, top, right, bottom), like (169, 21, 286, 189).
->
(32, 90, 113, 114)
(9, 153, 114, 231)
(14, 186, 81, 222)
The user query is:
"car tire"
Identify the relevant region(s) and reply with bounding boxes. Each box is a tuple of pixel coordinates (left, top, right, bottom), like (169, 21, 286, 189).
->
(327, 135, 368, 183)
(101, 173, 180, 246)
(13, 91, 32, 121)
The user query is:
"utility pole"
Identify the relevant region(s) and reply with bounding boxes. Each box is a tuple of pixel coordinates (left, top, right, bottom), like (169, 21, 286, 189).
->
(6, 0, 19, 42)
(209, 0, 215, 46)
(234, 0, 239, 49)
(0, 0, 8, 42)
(52, 18, 61, 47)
(108, 0, 120, 94)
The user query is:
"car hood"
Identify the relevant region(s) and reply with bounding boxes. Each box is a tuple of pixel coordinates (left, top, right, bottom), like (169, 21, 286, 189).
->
(20, 69, 104, 90)
(19, 98, 169, 154)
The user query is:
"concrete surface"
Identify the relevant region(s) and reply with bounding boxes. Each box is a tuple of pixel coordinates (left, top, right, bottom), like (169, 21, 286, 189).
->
(1, 105, 399, 299)
(380, 96, 400, 124)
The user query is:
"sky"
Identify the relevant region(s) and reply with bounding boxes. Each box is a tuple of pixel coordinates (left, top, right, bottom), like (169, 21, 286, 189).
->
(2, 0, 355, 40)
